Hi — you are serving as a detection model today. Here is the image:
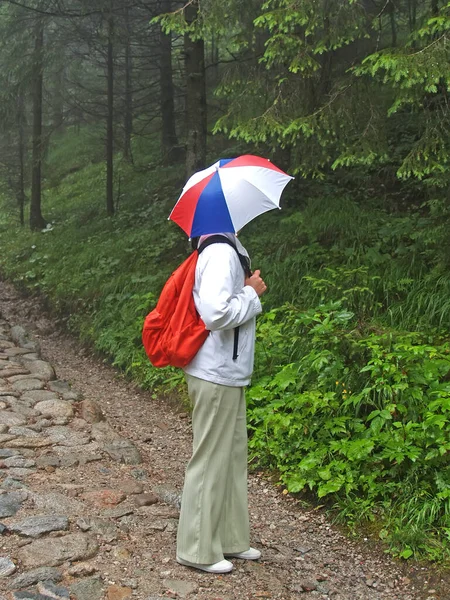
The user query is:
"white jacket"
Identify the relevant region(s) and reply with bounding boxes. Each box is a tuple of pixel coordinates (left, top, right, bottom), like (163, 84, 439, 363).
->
(183, 235, 262, 387)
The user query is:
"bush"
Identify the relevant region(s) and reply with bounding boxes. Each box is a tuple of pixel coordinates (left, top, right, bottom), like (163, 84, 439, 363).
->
(248, 294, 450, 559)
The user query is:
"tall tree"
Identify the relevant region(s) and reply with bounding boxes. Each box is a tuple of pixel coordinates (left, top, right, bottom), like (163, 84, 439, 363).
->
(106, 0, 115, 216)
(30, 16, 47, 230)
(184, 0, 206, 176)
(159, 0, 180, 165)
(123, 4, 133, 162)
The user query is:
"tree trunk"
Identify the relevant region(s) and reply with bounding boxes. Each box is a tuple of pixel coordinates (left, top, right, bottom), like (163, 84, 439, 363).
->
(53, 59, 65, 132)
(389, 1, 397, 46)
(17, 92, 26, 227)
(210, 32, 219, 86)
(106, 4, 114, 216)
(30, 18, 47, 231)
(123, 5, 133, 162)
(160, 0, 179, 165)
(184, 0, 207, 177)
(408, 0, 417, 32)
(318, 1, 334, 97)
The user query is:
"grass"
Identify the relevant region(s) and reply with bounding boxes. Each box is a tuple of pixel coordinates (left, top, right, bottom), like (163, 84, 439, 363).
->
(1, 125, 450, 561)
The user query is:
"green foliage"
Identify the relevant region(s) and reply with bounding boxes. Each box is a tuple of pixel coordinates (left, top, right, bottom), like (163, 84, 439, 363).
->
(248, 297, 450, 559)
(0, 127, 185, 393)
(214, 0, 450, 185)
(1, 0, 450, 562)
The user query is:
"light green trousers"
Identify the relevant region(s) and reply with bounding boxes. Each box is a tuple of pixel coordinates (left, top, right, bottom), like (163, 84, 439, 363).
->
(176, 374, 250, 564)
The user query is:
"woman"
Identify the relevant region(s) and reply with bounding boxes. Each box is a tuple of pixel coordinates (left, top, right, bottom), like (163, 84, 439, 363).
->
(176, 232, 266, 574)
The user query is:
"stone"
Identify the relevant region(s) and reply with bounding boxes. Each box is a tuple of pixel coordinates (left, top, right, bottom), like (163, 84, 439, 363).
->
(81, 490, 126, 508)
(46, 427, 90, 447)
(12, 593, 55, 600)
(0, 492, 25, 517)
(21, 353, 40, 361)
(130, 468, 147, 480)
(104, 440, 142, 465)
(22, 391, 59, 405)
(4, 348, 35, 357)
(34, 400, 74, 420)
(9, 567, 62, 589)
(47, 380, 70, 394)
(300, 580, 318, 592)
(53, 442, 100, 456)
(0, 423, 8, 433)
(0, 390, 19, 397)
(35, 419, 53, 429)
(101, 506, 134, 519)
(18, 533, 99, 568)
(36, 456, 61, 469)
(0, 449, 20, 458)
(6, 467, 36, 478)
(134, 493, 159, 507)
(119, 480, 144, 495)
(70, 577, 104, 600)
(106, 585, 133, 600)
(8, 427, 41, 438)
(10, 404, 41, 418)
(70, 418, 90, 432)
(12, 379, 45, 393)
(146, 520, 166, 532)
(47, 417, 69, 427)
(37, 581, 70, 598)
(21, 360, 56, 382)
(163, 580, 198, 598)
(2, 456, 36, 468)
(1, 477, 28, 490)
(5, 437, 53, 449)
(0, 359, 16, 368)
(58, 455, 79, 468)
(66, 563, 97, 578)
(0, 434, 18, 443)
(7, 374, 35, 383)
(8, 515, 69, 537)
(153, 486, 182, 509)
(113, 546, 131, 561)
(80, 400, 104, 424)
(0, 556, 16, 577)
(2, 369, 31, 379)
(121, 579, 137, 589)
(0, 410, 27, 427)
(32, 493, 85, 517)
(61, 391, 80, 401)
(10, 326, 30, 347)
(0, 341, 14, 349)
(76, 517, 118, 543)
(91, 421, 121, 444)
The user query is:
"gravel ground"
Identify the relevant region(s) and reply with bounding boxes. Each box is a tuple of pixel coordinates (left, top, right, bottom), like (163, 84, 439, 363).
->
(0, 278, 448, 600)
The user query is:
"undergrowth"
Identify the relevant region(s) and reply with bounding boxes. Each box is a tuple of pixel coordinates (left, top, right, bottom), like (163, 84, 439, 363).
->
(1, 126, 450, 562)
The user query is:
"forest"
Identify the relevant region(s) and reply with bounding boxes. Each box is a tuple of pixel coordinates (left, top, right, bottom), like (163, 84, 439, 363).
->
(0, 0, 449, 563)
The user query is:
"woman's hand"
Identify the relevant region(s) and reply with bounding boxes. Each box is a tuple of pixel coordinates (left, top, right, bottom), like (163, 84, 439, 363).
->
(245, 269, 267, 297)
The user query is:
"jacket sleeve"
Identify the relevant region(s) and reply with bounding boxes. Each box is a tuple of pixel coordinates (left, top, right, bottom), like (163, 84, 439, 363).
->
(195, 244, 262, 331)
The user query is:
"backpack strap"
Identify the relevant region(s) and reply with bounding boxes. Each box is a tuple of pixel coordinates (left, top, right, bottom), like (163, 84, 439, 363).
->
(197, 235, 252, 361)
(197, 235, 252, 278)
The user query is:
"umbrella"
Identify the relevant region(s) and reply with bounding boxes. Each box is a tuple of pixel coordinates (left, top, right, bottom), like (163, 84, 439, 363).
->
(169, 155, 294, 237)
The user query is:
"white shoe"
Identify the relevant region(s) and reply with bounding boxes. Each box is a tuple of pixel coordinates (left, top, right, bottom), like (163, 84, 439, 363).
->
(176, 556, 233, 573)
(225, 547, 261, 560)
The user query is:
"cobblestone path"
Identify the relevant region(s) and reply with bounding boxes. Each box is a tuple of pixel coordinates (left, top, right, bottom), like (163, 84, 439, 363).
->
(0, 281, 446, 600)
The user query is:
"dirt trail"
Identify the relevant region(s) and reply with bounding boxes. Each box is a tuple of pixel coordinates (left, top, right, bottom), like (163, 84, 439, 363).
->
(0, 279, 446, 600)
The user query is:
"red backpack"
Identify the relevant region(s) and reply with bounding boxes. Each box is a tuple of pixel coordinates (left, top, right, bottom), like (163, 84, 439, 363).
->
(142, 236, 250, 368)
